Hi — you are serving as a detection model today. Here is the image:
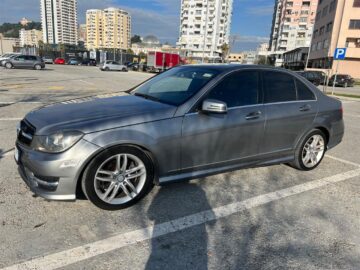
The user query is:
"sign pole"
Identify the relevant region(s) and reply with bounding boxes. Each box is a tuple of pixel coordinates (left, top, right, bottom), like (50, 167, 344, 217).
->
(332, 60, 340, 96)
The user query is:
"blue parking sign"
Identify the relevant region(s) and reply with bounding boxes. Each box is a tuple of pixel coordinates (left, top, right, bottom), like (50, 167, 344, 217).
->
(334, 48, 347, 60)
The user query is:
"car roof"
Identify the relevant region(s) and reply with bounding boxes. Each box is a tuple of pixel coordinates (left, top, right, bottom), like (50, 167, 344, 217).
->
(177, 64, 293, 73)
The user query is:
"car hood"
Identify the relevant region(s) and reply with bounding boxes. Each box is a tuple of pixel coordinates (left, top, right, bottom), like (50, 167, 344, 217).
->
(25, 94, 177, 135)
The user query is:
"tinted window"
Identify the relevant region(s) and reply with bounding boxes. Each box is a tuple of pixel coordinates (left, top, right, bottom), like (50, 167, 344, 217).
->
(15, 56, 26, 61)
(296, 79, 316, 100)
(25, 56, 37, 61)
(206, 71, 260, 108)
(264, 71, 297, 103)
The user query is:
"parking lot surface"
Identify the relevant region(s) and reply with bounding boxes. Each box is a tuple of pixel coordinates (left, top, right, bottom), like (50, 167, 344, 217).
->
(0, 65, 360, 270)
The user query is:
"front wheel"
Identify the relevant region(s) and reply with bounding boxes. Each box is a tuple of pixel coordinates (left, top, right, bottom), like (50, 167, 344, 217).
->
(82, 146, 154, 210)
(34, 64, 42, 70)
(290, 130, 326, 171)
(5, 62, 12, 69)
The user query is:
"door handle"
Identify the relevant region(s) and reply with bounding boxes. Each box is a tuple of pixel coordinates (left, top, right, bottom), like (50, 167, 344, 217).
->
(246, 111, 262, 120)
(299, 104, 311, 112)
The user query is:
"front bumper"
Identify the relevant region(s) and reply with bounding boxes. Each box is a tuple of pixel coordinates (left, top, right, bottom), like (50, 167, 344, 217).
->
(16, 139, 101, 201)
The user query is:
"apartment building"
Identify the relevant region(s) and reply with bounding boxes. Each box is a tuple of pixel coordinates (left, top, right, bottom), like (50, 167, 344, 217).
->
(19, 29, 43, 47)
(177, 0, 234, 61)
(269, 0, 318, 66)
(40, 0, 78, 45)
(308, 0, 360, 78)
(86, 8, 131, 50)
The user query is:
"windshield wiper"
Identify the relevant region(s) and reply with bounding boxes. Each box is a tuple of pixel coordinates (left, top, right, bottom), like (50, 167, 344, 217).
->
(134, 92, 163, 103)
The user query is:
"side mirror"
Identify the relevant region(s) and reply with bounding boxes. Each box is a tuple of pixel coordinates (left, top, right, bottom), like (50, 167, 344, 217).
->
(201, 99, 227, 114)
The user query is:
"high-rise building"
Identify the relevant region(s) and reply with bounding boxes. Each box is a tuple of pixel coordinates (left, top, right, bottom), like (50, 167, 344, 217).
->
(78, 24, 87, 43)
(86, 8, 131, 50)
(269, 0, 318, 66)
(19, 29, 43, 47)
(177, 0, 233, 61)
(40, 0, 78, 45)
(308, 0, 360, 79)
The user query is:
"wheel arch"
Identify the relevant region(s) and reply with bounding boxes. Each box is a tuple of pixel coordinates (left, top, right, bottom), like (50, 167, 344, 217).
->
(75, 143, 159, 199)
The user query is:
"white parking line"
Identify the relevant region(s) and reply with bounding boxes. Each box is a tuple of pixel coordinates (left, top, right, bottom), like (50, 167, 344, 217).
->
(0, 102, 43, 104)
(326, 155, 360, 167)
(2, 167, 360, 270)
(345, 113, 360, 118)
(0, 118, 22, 121)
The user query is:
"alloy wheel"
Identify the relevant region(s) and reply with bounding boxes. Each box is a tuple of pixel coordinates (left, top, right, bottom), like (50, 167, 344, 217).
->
(301, 135, 325, 168)
(94, 153, 147, 205)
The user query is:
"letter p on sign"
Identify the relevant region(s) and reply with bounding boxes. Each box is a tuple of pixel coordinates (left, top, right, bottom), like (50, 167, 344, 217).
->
(334, 48, 347, 60)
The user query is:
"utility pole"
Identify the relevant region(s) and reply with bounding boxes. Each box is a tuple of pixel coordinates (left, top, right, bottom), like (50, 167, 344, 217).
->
(202, 0, 209, 63)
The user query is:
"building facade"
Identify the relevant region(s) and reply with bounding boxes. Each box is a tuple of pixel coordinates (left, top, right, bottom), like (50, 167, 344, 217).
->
(78, 24, 87, 43)
(40, 0, 78, 45)
(308, 0, 360, 78)
(269, 0, 318, 66)
(19, 29, 43, 47)
(0, 34, 20, 54)
(86, 8, 131, 50)
(177, 0, 233, 61)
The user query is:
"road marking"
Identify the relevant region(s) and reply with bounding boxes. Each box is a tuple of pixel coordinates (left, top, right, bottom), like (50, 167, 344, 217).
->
(345, 113, 360, 118)
(2, 167, 360, 270)
(78, 79, 95, 85)
(0, 118, 22, 121)
(326, 155, 360, 167)
(0, 102, 43, 104)
(48, 86, 65, 90)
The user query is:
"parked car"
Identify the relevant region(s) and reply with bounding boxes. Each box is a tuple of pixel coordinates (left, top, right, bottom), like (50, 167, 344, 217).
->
(15, 65, 344, 210)
(0, 53, 20, 66)
(54, 58, 65, 65)
(310, 71, 327, 84)
(328, 74, 355, 88)
(81, 59, 97, 66)
(68, 58, 79, 65)
(100, 61, 128, 71)
(296, 71, 322, 86)
(3, 55, 45, 70)
(127, 62, 140, 71)
(42, 57, 54, 64)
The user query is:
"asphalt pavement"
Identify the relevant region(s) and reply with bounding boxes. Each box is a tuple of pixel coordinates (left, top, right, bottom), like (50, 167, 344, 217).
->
(0, 65, 359, 270)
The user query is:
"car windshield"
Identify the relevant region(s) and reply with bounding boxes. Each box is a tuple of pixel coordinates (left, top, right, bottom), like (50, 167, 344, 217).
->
(133, 66, 219, 106)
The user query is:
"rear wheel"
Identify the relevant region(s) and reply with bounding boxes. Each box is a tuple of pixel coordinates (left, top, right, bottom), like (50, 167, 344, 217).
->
(344, 82, 348, 88)
(82, 146, 154, 210)
(105, 67, 110, 71)
(5, 62, 12, 69)
(290, 130, 326, 171)
(122, 68, 127, 72)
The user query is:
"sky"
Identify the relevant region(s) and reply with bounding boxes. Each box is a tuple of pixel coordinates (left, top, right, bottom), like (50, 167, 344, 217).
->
(0, 0, 274, 52)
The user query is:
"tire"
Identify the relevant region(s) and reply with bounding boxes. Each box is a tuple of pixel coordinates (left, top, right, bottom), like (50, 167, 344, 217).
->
(105, 67, 110, 71)
(82, 145, 154, 210)
(5, 62, 12, 69)
(122, 68, 127, 72)
(289, 129, 327, 171)
(34, 64, 42, 70)
(344, 82, 348, 88)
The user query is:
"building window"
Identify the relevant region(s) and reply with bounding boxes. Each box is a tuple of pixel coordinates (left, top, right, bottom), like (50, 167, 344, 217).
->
(319, 26, 325, 35)
(349, 20, 360, 29)
(324, 39, 329, 48)
(326, 22, 333, 32)
(322, 6, 328, 17)
(329, 0, 337, 12)
(354, 0, 360, 7)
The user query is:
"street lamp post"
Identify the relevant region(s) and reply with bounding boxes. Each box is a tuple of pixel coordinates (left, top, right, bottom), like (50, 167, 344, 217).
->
(202, 0, 209, 63)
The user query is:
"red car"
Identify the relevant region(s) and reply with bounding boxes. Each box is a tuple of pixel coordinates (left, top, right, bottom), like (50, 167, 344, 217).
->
(54, 58, 65, 65)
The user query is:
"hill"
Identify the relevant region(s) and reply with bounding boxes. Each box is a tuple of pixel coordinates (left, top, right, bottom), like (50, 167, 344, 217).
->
(0, 22, 42, 38)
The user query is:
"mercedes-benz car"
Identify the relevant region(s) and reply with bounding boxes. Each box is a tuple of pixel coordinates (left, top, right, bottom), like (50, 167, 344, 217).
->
(15, 65, 344, 210)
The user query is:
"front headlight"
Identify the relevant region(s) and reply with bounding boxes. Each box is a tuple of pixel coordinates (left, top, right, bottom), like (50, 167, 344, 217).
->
(32, 131, 84, 153)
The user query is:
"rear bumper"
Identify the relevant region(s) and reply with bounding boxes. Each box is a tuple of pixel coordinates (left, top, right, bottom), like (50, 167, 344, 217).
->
(328, 120, 345, 150)
(16, 139, 101, 201)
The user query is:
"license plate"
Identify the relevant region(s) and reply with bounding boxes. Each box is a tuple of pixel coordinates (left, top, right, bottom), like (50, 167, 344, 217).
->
(14, 147, 19, 163)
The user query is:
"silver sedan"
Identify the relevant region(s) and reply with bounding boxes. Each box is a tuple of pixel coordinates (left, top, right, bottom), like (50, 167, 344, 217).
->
(15, 65, 344, 210)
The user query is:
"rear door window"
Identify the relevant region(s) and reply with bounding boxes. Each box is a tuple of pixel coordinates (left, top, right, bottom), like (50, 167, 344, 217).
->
(296, 79, 316, 100)
(263, 71, 297, 103)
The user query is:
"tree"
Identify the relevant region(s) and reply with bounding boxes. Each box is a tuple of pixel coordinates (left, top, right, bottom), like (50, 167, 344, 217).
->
(138, 52, 146, 60)
(220, 43, 230, 62)
(126, 48, 134, 54)
(256, 55, 267, 65)
(131, 35, 142, 44)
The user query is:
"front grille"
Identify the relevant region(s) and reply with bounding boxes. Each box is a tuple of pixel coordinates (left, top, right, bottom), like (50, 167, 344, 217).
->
(18, 120, 36, 146)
